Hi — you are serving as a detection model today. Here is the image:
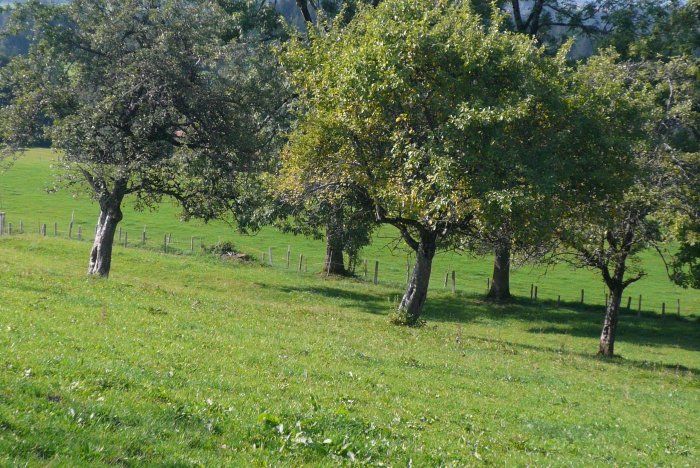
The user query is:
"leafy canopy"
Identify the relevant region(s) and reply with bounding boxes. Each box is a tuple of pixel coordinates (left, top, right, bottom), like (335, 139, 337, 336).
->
(0, 0, 285, 227)
(279, 0, 638, 252)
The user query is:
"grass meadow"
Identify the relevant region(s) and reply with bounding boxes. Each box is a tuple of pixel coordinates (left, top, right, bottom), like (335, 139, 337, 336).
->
(0, 149, 698, 464)
(1, 149, 698, 315)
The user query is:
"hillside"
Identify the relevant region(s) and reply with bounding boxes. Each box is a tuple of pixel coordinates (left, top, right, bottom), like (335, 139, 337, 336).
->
(0, 236, 698, 464)
(1, 149, 698, 315)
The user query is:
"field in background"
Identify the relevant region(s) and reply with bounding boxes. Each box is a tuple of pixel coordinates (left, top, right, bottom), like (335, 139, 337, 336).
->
(1, 149, 698, 316)
(0, 236, 698, 464)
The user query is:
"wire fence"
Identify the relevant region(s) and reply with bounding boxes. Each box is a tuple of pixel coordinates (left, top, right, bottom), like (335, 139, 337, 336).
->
(0, 211, 694, 318)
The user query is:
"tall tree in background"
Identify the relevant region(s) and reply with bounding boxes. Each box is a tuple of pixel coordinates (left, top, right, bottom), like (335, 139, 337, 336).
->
(562, 0, 699, 357)
(0, 0, 284, 277)
(276, 183, 376, 275)
(560, 53, 696, 356)
(280, 0, 632, 324)
(468, 0, 693, 300)
(281, 0, 384, 275)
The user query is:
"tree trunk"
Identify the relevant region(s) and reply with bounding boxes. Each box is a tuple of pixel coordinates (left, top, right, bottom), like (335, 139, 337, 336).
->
(487, 244, 511, 300)
(295, 0, 313, 23)
(598, 286, 623, 357)
(323, 228, 346, 275)
(87, 200, 124, 278)
(397, 234, 437, 325)
(323, 207, 346, 275)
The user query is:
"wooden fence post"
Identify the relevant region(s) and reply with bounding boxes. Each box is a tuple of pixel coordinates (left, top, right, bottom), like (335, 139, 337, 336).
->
(373, 260, 379, 285)
(305, 257, 308, 273)
(268, 247, 273, 266)
(118, 227, 122, 242)
(487, 277, 490, 293)
(661, 302, 665, 316)
(534, 286, 538, 300)
(677, 299, 681, 318)
(451, 271, 456, 294)
(444, 272, 449, 289)
(19, 220, 23, 234)
(557, 295, 561, 308)
(77, 226, 82, 241)
(142, 227, 147, 245)
(626, 296, 632, 311)
(190, 236, 195, 253)
(286, 246, 291, 269)
(637, 295, 642, 317)
(41, 223, 46, 236)
(325, 251, 332, 278)
(163, 234, 168, 253)
(363, 259, 368, 279)
(53, 222, 58, 236)
(580, 289, 584, 304)
(124, 232, 128, 247)
(298, 253, 303, 272)
(69, 220, 74, 239)
(8, 223, 12, 235)
(0, 212, 5, 236)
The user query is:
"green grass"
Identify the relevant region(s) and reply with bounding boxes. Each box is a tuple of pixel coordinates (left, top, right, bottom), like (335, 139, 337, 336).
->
(1, 149, 698, 316)
(0, 149, 698, 464)
(0, 236, 698, 465)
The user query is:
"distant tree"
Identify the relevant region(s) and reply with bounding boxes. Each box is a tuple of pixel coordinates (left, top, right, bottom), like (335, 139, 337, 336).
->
(600, 0, 698, 58)
(0, 0, 284, 277)
(279, 0, 385, 276)
(280, 0, 633, 324)
(276, 181, 376, 275)
(475, 0, 693, 300)
(632, 0, 700, 289)
(560, 54, 696, 356)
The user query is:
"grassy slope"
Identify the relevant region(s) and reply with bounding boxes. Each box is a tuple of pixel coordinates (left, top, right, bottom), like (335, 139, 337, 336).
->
(1, 149, 698, 316)
(0, 237, 698, 465)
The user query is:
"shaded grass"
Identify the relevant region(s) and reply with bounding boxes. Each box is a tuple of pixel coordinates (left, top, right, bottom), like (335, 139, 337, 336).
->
(0, 236, 698, 465)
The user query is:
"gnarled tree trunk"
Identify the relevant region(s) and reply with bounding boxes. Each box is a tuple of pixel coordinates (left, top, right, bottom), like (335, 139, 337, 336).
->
(487, 244, 511, 300)
(599, 285, 623, 356)
(87, 191, 125, 278)
(397, 232, 437, 325)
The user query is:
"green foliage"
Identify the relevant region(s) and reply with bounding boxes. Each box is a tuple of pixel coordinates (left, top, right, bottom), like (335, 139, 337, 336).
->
(275, 183, 376, 274)
(0, 0, 285, 225)
(204, 240, 239, 256)
(601, 0, 700, 60)
(559, 50, 699, 307)
(387, 307, 425, 327)
(672, 221, 700, 289)
(279, 0, 649, 325)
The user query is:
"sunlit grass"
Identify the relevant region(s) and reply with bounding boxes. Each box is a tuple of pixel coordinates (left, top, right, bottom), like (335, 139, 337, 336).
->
(1, 149, 698, 316)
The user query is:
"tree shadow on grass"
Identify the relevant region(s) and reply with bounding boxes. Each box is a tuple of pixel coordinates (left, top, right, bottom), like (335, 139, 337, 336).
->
(423, 293, 700, 353)
(260, 281, 700, 355)
(265, 284, 392, 315)
(459, 333, 700, 376)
